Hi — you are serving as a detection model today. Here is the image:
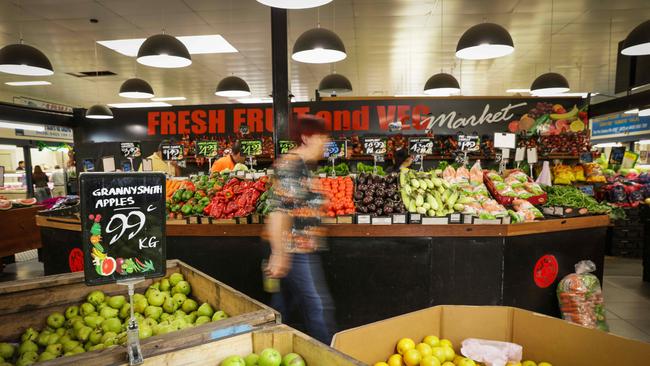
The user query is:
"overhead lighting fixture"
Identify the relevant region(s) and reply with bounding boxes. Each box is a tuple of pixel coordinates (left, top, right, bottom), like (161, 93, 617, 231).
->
(255, 0, 332, 9)
(0, 121, 45, 131)
(531, 92, 593, 98)
(86, 104, 114, 119)
(319, 73, 352, 95)
(137, 34, 192, 68)
(107, 102, 171, 108)
(5, 81, 51, 86)
(0, 144, 17, 149)
(506, 88, 530, 93)
(639, 108, 650, 117)
(292, 27, 346, 64)
(423, 73, 460, 96)
(236, 97, 272, 104)
(455, 23, 514, 60)
(0, 43, 54, 76)
(530, 72, 570, 95)
(215, 76, 251, 98)
(621, 20, 650, 56)
(119, 78, 154, 99)
(624, 108, 639, 114)
(593, 142, 622, 148)
(151, 96, 186, 102)
(98, 35, 237, 57)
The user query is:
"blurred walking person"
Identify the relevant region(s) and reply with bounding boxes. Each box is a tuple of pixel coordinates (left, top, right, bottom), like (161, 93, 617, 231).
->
(32, 165, 51, 202)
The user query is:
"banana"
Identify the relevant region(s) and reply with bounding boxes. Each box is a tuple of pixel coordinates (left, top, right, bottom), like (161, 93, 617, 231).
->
(550, 105, 578, 120)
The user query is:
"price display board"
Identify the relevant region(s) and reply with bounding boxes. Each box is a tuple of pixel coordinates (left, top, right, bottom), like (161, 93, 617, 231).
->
(241, 140, 263, 156)
(196, 141, 219, 158)
(363, 137, 387, 155)
(279, 140, 298, 154)
(609, 146, 626, 165)
(324, 140, 347, 159)
(408, 137, 434, 155)
(80, 172, 166, 285)
(160, 143, 184, 161)
(120, 142, 141, 158)
(458, 135, 480, 152)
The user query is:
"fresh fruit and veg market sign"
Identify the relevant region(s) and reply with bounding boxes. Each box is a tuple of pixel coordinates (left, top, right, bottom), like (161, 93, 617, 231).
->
(80, 172, 166, 285)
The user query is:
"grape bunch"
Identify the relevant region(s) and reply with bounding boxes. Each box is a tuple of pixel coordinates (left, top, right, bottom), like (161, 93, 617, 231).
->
(527, 102, 553, 119)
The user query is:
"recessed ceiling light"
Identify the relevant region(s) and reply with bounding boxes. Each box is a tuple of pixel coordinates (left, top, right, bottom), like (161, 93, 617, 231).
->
(236, 97, 273, 104)
(151, 96, 186, 102)
(0, 121, 45, 131)
(98, 35, 237, 57)
(506, 88, 530, 93)
(108, 102, 171, 108)
(5, 81, 51, 86)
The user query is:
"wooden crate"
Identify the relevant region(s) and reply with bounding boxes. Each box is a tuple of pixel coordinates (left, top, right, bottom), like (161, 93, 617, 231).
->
(0, 260, 278, 365)
(134, 325, 365, 366)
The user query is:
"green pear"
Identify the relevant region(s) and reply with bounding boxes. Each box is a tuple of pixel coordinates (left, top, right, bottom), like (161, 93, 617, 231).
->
(174, 309, 187, 318)
(36, 332, 50, 347)
(143, 317, 158, 328)
(20, 350, 38, 362)
(145, 305, 163, 321)
(87, 290, 105, 306)
(195, 316, 210, 326)
(147, 290, 165, 307)
(212, 310, 228, 321)
(245, 353, 259, 366)
(163, 297, 178, 314)
(84, 315, 105, 329)
(47, 311, 65, 328)
(119, 303, 131, 319)
(108, 295, 126, 310)
(160, 313, 171, 322)
(96, 302, 108, 313)
(139, 325, 153, 339)
(169, 273, 184, 287)
(73, 318, 86, 331)
(172, 293, 187, 306)
(197, 303, 214, 318)
(66, 315, 83, 329)
(152, 323, 174, 336)
(38, 351, 56, 361)
(101, 318, 122, 333)
(18, 340, 38, 355)
(46, 333, 60, 345)
(65, 305, 79, 319)
(184, 313, 197, 324)
(181, 299, 198, 313)
(133, 296, 148, 314)
(76, 325, 93, 342)
(20, 328, 39, 342)
(62, 340, 80, 352)
(45, 343, 62, 356)
(88, 329, 103, 345)
(150, 281, 161, 290)
(101, 331, 117, 344)
(160, 278, 171, 292)
(58, 335, 72, 344)
(71, 346, 85, 354)
(134, 313, 145, 323)
(84, 341, 93, 351)
(171, 281, 191, 296)
(79, 302, 95, 316)
(89, 343, 106, 351)
(0, 343, 15, 359)
(100, 306, 119, 319)
(55, 327, 66, 336)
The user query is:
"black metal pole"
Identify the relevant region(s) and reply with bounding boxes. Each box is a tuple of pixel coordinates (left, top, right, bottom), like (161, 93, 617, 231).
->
(23, 145, 34, 198)
(271, 7, 290, 156)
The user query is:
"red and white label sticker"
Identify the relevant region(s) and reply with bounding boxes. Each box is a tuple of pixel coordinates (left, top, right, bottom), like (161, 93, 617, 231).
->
(533, 254, 559, 288)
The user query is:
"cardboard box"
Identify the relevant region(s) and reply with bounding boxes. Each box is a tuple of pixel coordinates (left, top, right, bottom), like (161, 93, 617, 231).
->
(332, 305, 650, 365)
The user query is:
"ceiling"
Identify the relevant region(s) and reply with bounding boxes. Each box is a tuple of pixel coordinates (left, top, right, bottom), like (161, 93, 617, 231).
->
(0, 0, 648, 108)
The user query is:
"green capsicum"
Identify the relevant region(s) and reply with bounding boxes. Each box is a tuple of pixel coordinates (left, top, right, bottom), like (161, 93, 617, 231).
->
(171, 204, 181, 213)
(172, 189, 184, 203)
(182, 189, 194, 201)
(181, 204, 193, 215)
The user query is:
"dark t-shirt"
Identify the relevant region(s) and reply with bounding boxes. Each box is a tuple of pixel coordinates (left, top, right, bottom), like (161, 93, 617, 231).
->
(33, 174, 48, 188)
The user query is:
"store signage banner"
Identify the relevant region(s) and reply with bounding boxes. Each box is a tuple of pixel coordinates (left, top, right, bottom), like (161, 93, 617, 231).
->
(16, 125, 74, 142)
(590, 113, 650, 140)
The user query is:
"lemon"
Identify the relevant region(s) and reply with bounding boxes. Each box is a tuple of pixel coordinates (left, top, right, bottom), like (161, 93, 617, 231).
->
(403, 349, 422, 366)
(522, 361, 537, 366)
(569, 119, 585, 132)
(416, 343, 433, 358)
(421, 356, 442, 366)
(374, 363, 389, 366)
(397, 338, 416, 355)
(439, 339, 453, 348)
(538, 363, 552, 366)
(442, 362, 455, 366)
(431, 347, 446, 363)
(387, 354, 403, 366)
(506, 363, 522, 366)
(442, 346, 455, 362)
(423, 335, 440, 348)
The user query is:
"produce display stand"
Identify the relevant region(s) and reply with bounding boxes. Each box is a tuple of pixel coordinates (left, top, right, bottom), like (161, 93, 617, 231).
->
(0, 205, 42, 269)
(331, 305, 650, 365)
(131, 324, 364, 366)
(0, 260, 279, 365)
(36, 215, 609, 331)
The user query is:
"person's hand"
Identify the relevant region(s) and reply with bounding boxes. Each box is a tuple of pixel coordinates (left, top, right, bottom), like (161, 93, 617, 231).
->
(265, 253, 291, 278)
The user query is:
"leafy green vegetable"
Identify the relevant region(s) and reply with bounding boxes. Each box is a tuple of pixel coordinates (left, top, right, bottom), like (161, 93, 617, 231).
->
(543, 185, 620, 218)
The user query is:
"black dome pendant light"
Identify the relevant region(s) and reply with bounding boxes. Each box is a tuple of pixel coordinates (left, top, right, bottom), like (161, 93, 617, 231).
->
(621, 20, 650, 56)
(530, 0, 569, 95)
(425, 0, 460, 96)
(319, 73, 352, 95)
(455, 23, 514, 60)
(119, 78, 154, 99)
(293, 7, 346, 64)
(215, 76, 251, 98)
(86, 41, 113, 120)
(0, 43, 54, 76)
(137, 34, 191, 68)
(256, 0, 332, 9)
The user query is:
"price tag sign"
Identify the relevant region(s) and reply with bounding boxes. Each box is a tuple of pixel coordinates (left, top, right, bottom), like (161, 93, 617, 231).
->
(196, 141, 219, 158)
(241, 140, 263, 156)
(527, 147, 538, 164)
(80, 172, 166, 285)
(515, 147, 526, 162)
(279, 140, 298, 154)
(324, 140, 347, 159)
(363, 137, 387, 155)
(160, 143, 184, 161)
(458, 135, 480, 152)
(609, 146, 626, 165)
(120, 142, 141, 158)
(409, 137, 434, 155)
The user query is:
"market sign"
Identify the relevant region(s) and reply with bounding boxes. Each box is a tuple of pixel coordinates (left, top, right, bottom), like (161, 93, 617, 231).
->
(241, 139, 263, 156)
(120, 142, 141, 158)
(458, 135, 480, 152)
(590, 112, 650, 140)
(363, 137, 387, 155)
(80, 172, 166, 285)
(160, 143, 184, 161)
(324, 140, 347, 159)
(408, 137, 434, 155)
(195, 140, 219, 158)
(278, 140, 298, 154)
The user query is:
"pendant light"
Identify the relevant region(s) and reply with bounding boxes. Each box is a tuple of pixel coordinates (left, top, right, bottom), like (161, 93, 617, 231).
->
(319, 73, 352, 95)
(455, 23, 514, 60)
(137, 34, 191, 68)
(621, 20, 650, 56)
(215, 76, 251, 97)
(530, 0, 569, 95)
(0, 43, 53, 76)
(292, 27, 346, 64)
(86, 41, 113, 120)
(424, 0, 460, 96)
(256, 0, 332, 9)
(119, 78, 154, 99)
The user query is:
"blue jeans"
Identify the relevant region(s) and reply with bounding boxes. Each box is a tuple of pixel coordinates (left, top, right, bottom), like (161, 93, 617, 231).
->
(271, 253, 336, 344)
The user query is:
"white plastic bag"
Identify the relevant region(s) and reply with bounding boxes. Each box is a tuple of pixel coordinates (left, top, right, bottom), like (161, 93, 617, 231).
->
(535, 161, 552, 186)
(460, 338, 523, 366)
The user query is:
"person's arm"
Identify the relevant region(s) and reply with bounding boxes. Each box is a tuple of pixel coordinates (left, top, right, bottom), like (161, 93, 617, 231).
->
(266, 211, 293, 278)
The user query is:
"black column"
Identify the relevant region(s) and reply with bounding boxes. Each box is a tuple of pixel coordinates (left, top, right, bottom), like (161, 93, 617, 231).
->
(271, 7, 290, 157)
(23, 146, 34, 198)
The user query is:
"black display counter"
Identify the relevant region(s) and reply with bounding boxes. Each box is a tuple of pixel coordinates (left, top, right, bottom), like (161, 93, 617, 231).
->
(36, 215, 609, 331)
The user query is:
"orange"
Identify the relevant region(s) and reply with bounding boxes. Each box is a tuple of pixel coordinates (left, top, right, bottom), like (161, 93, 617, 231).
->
(387, 354, 403, 366)
(422, 335, 440, 348)
(420, 355, 441, 366)
(403, 349, 422, 366)
(416, 343, 432, 358)
(397, 338, 416, 355)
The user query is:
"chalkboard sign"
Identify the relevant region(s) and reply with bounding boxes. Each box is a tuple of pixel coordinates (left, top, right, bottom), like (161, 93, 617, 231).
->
(324, 140, 347, 159)
(279, 140, 298, 154)
(120, 142, 141, 158)
(408, 137, 434, 155)
(363, 137, 387, 155)
(80, 172, 166, 286)
(609, 146, 626, 165)
(241, 140, 263, 156)
(458, 135, 480, 152)
(160, 143, 184, 161)
(196, 140, 219, 158)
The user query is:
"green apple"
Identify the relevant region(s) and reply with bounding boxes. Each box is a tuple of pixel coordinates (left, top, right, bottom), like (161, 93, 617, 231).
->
(45, 343, 62, 356)
(160, 278, 171, 292)
(80, 302, 96, 316)
(65, 305, 79, 319)
(0, 343, 15, 359)
(181, 299, 198, 313)
(108, 295, 126, 309)
(100, 306, 119, 319)
(259, 348, 282, 366)
(282, 353, 305, 366)
(102, 318, 122, 333)
(169, 272, 184, 287)
(147, 290, 165, 307)
(89, 329, 103, 345)
(46, 334, 60, 345)
(172, 293, 187, 306)
(163, 297, 179, 314)
(139, 325, 153, 339)
(38, 351, 56, 361)
(221, 355, 246, 366)
(245, 353, 260, 366)
(20, 328, 39, 342)
(145, 305, 163, 321)
(134, 296, 148, 314)
(84, 315, 105, 328)
(87, 290, 105, 306)
(62, 339, 80, 352)
(197, 303, 214, 318)
(212, 310, 228, 322)
(76, 325, 93, 342)
(195, 316, 211, 326)
(172, 281, 191, 296)
(101, 331, 117, 344)
(119, 303, 131, 319)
